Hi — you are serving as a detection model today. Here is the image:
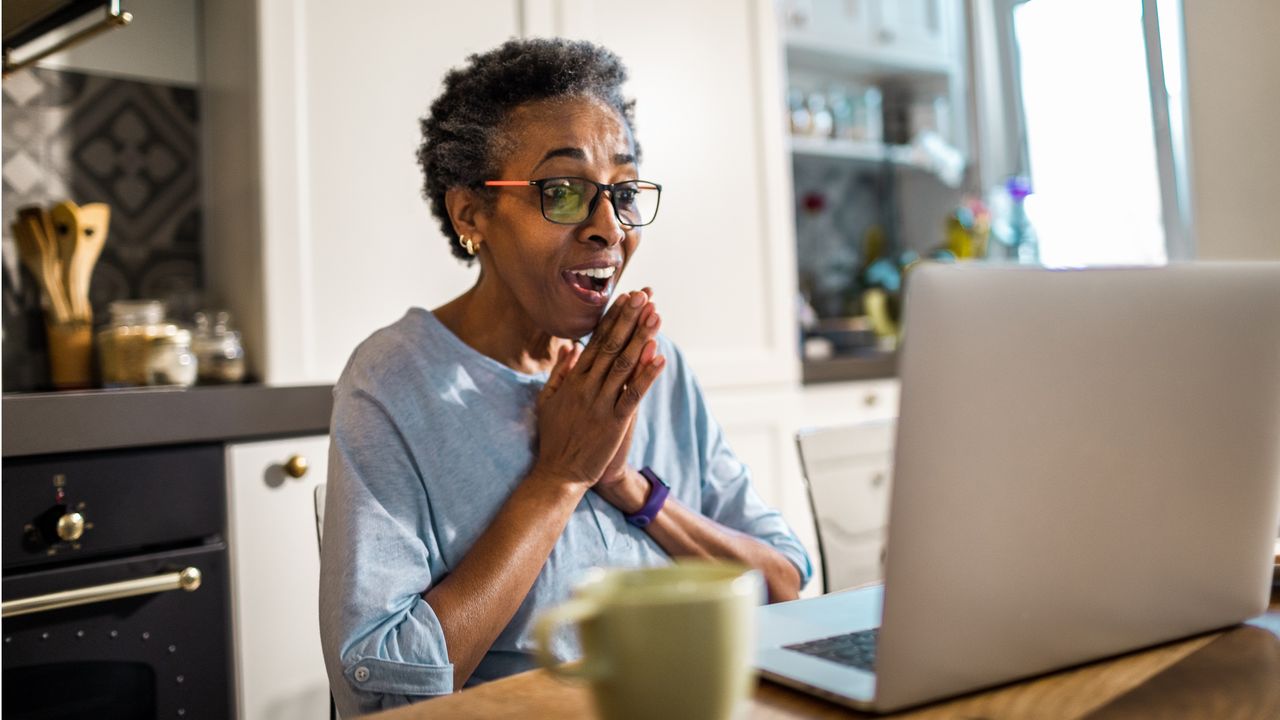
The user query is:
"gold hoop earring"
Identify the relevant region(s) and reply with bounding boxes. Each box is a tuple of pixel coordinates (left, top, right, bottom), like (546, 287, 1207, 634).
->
(460, 235, 477, 256)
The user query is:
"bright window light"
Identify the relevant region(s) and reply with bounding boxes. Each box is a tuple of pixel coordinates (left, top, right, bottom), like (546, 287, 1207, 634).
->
(1014, 0, 1168, 266)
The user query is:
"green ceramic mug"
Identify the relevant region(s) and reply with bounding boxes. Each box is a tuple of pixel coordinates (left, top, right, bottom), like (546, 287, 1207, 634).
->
(534, 561, 761, 720)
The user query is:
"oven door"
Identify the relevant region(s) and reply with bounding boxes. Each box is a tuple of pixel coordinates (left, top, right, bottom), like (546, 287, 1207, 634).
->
(2, 543, 233, 719)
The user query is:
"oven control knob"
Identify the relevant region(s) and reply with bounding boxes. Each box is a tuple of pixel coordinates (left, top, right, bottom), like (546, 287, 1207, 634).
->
(56, 511, 86, 542)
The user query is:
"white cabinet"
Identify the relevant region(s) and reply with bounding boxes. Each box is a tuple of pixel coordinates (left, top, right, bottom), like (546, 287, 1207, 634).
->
(225, 435, 330, 720)
(202, 1, 521, 385)
(874, 0, 952, 69)
(782, 0, 957, 72)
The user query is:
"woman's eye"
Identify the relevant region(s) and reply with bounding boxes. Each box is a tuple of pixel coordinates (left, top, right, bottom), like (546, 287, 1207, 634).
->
(543, 183, 580, 203)
(614, 188, 638, 206)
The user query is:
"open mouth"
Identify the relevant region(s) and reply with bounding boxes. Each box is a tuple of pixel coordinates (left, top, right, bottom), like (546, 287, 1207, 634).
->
(562, 265, 617, 305)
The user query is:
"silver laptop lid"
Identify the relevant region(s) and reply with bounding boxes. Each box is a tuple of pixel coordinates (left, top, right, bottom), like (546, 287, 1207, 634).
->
(874, 263, 1280, 712)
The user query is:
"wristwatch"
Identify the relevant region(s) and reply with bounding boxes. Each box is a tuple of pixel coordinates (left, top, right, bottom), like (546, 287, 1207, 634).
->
(624, 467, 670, 528)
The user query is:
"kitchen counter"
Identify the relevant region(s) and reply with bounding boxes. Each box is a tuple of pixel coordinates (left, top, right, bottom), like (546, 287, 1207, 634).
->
(802, 352, 898, 384)
(2, 384, 333, 457)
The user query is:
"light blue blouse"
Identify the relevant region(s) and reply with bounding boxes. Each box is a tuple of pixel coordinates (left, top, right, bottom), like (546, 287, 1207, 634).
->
(319, 308, 812, 717)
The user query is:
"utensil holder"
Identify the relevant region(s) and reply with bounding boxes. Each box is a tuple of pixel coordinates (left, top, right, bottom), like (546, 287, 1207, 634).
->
(46, 321, 93, 390)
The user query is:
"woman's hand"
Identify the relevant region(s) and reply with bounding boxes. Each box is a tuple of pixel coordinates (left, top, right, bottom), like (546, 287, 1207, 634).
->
(594, 323, 664, 490)
(533, 291, 665, 487)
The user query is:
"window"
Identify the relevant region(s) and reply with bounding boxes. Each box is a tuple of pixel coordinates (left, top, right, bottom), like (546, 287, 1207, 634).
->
(997, 0, 1191, 265)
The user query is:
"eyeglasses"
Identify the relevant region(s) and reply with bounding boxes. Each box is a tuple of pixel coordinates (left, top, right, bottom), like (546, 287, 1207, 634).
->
(484, 177, 662, 227)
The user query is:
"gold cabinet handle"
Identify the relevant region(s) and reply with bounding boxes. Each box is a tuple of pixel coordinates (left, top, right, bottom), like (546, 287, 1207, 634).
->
(283, 454, 309, 479)
(2, 567, 202, 619)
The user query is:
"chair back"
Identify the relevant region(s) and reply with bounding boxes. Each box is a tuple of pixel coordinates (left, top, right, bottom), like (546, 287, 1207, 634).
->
(795, 421, 896, 593)
(313, 482, 339, 720)
(314, 482, 327, 549)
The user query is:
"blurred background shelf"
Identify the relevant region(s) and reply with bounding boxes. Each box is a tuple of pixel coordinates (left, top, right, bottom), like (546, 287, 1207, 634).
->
(789, 136, 924, 169)
(802, 351, 898, 384)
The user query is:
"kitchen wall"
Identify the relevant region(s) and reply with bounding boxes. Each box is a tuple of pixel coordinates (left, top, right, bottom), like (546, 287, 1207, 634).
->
(1, 0, 204, 391)
(1182, 0, 1280, 260)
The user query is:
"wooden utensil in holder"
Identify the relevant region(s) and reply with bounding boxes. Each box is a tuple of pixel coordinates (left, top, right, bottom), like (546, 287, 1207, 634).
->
(11, 201, 110, 389)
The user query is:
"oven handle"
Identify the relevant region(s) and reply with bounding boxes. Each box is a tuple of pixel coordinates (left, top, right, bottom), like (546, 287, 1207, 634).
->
(1, 567, 203, 619)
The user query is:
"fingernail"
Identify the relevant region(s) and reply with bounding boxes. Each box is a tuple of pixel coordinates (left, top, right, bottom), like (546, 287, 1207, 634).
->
(640, 341, 656, 365)
(652, 355, 666, 369)
(629, 292, 646, 308)
(646, 312, 659, 328)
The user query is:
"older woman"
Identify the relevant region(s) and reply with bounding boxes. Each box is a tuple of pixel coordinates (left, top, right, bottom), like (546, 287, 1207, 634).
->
(319, 38, 811, 716)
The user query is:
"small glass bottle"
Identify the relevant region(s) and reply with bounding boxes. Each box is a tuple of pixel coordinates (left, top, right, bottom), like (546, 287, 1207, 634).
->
(146, 326, 198, 387)
(193, 311, 246, 384)
(806, 91, 834, 139)
(787, 87, 812, 136)
(98, 300, 166, 388)
(1006, 177, 1040, 264)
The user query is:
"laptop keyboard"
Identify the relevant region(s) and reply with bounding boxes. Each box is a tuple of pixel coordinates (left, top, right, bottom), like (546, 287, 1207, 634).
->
(784, 628, 880, 672)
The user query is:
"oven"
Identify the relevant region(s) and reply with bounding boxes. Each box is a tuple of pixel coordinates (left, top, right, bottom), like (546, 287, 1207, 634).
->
(2, 443, 234, 719)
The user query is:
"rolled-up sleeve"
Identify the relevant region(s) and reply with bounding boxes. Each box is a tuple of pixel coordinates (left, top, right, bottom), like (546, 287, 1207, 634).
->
(319, 387, 454, 717)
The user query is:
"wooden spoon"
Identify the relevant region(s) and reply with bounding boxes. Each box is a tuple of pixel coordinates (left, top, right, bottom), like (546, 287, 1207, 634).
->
(76, 203, 109, 322)
(51, 201, 110, 323)
(15, 207, 72, 323)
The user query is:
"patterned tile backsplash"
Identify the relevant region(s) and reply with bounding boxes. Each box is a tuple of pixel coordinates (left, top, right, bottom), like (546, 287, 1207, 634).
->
(2, 67, 203, 392)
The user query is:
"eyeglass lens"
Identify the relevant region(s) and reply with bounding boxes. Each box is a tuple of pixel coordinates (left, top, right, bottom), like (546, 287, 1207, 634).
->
(540, 178, 660, 226)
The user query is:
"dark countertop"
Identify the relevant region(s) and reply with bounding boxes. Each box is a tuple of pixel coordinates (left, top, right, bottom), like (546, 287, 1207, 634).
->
(802, 351, 898, 384)
(2, 384, 333, 458)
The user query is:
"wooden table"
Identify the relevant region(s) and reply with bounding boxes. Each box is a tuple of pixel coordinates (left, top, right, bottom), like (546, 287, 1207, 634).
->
(369, 589, 1280, 720)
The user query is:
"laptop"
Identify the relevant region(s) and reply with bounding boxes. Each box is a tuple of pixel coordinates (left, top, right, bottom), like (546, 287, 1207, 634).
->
(756, 262, 1280, 713)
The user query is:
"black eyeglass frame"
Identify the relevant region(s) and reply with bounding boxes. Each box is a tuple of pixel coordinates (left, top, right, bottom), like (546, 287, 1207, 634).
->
(484, 177, 663, 228)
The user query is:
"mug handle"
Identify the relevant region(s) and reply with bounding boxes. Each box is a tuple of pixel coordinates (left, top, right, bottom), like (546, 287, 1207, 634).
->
(533, 597, 609, 681)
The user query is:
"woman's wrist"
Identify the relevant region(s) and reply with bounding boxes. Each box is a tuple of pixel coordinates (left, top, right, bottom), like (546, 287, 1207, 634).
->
(594, 465, 650, 515)
(526, 464, 593, 501)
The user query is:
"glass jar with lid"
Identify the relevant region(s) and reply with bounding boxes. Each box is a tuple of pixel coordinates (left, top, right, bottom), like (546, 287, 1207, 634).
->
(146, 326, 198, 387)
(98, 300, 167, 388)
(192, 311, 246, 384)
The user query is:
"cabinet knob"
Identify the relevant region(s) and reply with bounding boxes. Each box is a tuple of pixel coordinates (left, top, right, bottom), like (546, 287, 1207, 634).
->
(283, 455, 309, 479)
(57, 511, 86, 542)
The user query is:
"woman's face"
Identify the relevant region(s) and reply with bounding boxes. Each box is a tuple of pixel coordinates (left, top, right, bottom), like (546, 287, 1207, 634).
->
(472, 97, 643, 340)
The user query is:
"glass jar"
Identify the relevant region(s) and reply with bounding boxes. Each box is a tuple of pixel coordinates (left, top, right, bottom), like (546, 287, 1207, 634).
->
(146, 327, 198, 387)
(98, 300, 167, 388)
(193, 311, 246, 384)
(806, 91, 833, 139)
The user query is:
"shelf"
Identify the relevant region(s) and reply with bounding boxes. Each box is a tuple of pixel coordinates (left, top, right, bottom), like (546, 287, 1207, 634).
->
(789, 136, 924, 169)
(802, 352, 898, 384)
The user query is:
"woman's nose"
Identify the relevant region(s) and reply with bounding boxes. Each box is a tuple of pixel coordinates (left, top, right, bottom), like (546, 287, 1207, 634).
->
(581, 192, 627, 247)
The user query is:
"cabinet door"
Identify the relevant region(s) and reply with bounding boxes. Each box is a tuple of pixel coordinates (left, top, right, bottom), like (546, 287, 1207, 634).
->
(874, 0, 952, 68)
(204, 1, 521, 385)
(782, 0, 878, 52)
(226, 435, 330, 720)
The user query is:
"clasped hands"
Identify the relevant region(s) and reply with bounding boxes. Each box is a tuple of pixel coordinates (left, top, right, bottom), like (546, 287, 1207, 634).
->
(533, 289, 664, 506)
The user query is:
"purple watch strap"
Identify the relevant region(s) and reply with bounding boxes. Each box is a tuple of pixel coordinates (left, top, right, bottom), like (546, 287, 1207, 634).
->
(625, 467, 670, 528)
